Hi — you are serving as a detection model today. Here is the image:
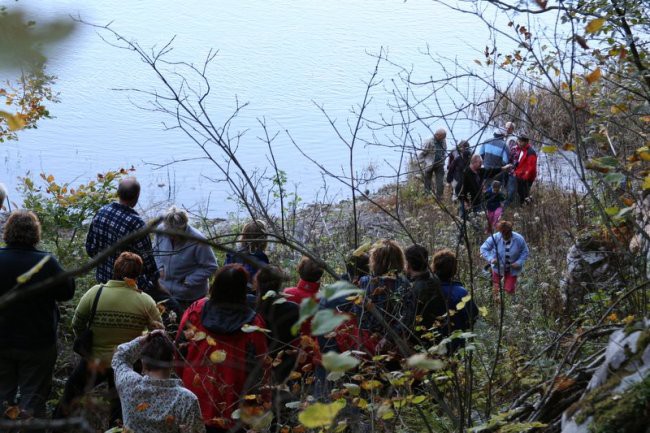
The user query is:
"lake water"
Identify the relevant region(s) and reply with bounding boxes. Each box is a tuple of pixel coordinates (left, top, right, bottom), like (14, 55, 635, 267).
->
(3, 1, 569, 217)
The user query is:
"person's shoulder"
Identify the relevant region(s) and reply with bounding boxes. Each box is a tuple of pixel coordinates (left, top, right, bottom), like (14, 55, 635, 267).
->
(187, 225, 207, 239)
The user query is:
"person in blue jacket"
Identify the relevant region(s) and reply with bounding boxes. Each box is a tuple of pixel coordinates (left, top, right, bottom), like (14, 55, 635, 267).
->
(480, 220, 529, 301)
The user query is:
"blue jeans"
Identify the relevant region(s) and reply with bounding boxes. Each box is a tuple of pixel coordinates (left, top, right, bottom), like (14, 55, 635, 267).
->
(504, 174, 518, 207)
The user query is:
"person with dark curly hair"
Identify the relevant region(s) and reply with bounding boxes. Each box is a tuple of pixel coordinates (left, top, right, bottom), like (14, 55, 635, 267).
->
(112, 331, 205, 433)
(0, 210, 75, 418)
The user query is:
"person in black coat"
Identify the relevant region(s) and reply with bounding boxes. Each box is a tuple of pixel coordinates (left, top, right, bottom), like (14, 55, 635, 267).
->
(0, 210, 75, 417)
(403, 244, 443, 345)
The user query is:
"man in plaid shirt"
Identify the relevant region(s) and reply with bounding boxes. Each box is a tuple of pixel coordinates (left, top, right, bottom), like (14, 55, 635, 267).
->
(85, 178, 163, 296)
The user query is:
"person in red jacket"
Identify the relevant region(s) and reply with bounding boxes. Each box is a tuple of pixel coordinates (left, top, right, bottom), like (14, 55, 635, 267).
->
(513, 133, 538, 204)
(283, 256, 324, 304)
(176, 264, 270, 433)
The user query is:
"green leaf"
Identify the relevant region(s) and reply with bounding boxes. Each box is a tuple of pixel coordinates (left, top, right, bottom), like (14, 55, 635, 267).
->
(0, 9, 76, 70)
(603, 172, 625, 185)
(298, 400, 346, 428)
(310, 309, 349, 336)
(605, 207, 620, 216)
(321, 281, 363, 301)
(321, 351, 360, 372)
(291, 297, 319, 335)
(407, 353, 446, 371)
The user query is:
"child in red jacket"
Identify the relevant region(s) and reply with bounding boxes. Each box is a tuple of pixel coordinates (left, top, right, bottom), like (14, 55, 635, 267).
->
(283, 256, 325, 304)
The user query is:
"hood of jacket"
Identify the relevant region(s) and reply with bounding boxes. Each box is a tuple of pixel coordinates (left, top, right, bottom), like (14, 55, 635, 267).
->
(201, 301, 257, 334)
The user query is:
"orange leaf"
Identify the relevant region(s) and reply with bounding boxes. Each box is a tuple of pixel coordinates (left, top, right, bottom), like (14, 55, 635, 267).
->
(4, 405, 20, 420)
(165, 415, 175, 425)
(585, 68, 602, 84)
(135, 402, 150, 412)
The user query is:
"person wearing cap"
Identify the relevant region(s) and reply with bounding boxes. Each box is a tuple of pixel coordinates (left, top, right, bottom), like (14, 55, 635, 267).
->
(512, 133, 538, 204)
(420, 128, 447, 199)
(479, 127, 511, 182)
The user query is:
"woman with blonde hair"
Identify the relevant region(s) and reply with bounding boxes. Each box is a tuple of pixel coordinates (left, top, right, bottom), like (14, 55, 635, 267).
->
(335, 239, 413, 354)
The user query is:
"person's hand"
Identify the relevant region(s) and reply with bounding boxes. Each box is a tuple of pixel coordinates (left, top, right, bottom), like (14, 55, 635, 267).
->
(511, 262, 521, 270)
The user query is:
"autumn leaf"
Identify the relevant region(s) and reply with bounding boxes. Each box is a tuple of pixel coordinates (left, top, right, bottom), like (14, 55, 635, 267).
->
(0, 110, 26, 131)
(541, 145, 559, 154)
(135, 402, 150, 412)
(192, 331, 207, 341)
(206, 335, 217, 346)
(298, 400, 346, 428)
(209, 350, 227, 364)
(534, 0, 547, 9)
(241, 324, 271, 333)
(643, 175, 650, 191)
(574, 35, 589, 49)
(585, 18, 605, 34)
(165, 415, 175, 425)
(562, 143, 576, 152)
(479, 306, 488, 317)
(361, 380, 383, 390)
(585, 68, 602, 84)
(4, 405, 20, 420)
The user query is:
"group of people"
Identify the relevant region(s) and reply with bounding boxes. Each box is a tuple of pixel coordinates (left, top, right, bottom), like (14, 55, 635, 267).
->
(420, 123, 538, 231)
(0, 175, 529, 432)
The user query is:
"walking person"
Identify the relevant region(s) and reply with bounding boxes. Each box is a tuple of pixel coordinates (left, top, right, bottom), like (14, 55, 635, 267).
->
(512, 133, 538, 205)
(0, 210, 75, 418)
(484, 180, 506, 232)
(154, 206, 218, 313)
(420, 128, 447, 199)
(446, 140, 471, 202)
(480, 221, 529, 302)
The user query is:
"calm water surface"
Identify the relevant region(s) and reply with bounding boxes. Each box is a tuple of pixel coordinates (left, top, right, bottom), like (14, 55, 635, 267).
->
(3, 1, 530, 217)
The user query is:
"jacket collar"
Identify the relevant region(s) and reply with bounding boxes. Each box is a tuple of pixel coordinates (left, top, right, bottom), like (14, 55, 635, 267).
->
(297, 279, 320, 293)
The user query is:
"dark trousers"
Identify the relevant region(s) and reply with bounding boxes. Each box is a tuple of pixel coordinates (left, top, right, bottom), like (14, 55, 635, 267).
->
(52, 359, 121, 430)
(517, 179, 533, 203)
(0, 344, 57, 418)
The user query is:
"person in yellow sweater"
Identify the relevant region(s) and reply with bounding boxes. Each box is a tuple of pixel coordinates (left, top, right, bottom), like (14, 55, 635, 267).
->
(53, 252, 162, 429)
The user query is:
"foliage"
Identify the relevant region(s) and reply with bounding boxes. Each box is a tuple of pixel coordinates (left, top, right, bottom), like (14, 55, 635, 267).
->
(18, 167, 133, 264)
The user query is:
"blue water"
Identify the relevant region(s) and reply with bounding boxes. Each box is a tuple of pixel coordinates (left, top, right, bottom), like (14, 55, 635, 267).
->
(2, 1, 535, 217)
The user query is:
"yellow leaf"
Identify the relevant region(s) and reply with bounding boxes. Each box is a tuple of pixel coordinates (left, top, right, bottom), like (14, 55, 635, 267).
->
(610, 104, 627, 114)
(0, 110, 26, 131)
(585, 18, 605, 34)
(623, 315, 635, 325)
(529, 95, 538, 105)
(206, 335, 217, 346)
(638, 147, 650, 162)
(585, 68, 602, 84)
(479, 306, 488, 317)
(641, 115, 650, 123)
(209, 350, 227, 364)
(16, 255, 51, 284)
(361, 380, 383, 390)
(562, 143, 577, 152)
(298, 400, 346, 428)
(456, 300, 466, 310)
(643, 175, 650, 191)
(192, 331, 206, 342)
(541, 145, 559, 154)
(356, 398, 368, 410)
